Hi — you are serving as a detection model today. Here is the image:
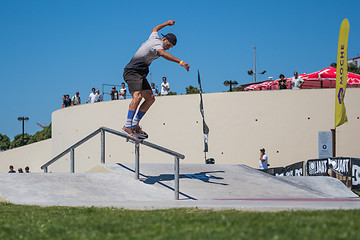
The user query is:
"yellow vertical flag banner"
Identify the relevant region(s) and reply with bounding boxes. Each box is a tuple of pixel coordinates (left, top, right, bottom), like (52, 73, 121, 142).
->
(335, 19, 350, 128)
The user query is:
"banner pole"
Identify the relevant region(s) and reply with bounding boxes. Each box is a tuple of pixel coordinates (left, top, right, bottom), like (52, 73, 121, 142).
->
(331, 128, 336, 157)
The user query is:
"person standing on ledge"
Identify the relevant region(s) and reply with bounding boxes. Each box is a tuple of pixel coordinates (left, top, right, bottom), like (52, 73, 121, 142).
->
(161, 76, 170, 96)
(122, 20, 190, 139)
(291, 71, 304, 89)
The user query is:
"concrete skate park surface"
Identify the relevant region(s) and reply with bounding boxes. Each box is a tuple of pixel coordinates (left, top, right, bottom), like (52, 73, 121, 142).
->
(0, 164, 359, 211)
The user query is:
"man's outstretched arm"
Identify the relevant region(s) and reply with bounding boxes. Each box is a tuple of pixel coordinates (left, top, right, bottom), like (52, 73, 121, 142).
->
(152, 20, 175, 32)
(158, 49, 190, 71)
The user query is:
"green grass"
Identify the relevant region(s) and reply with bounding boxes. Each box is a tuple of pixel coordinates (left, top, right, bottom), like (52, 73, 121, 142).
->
(0, 202, 359, 240)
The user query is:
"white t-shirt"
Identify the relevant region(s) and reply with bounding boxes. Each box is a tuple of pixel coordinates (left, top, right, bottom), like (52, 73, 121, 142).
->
(259, 154, 268, 169)
(119, 88, 126, 100)
(95, 93, 103, 102)
(72, 95, 81, 105)
(89, 92, 97, 103)
(161, 82, 170, 95)
(152, 87, 158, 96)
(125, 32, 164, 69)
(291, 77, 304, 89)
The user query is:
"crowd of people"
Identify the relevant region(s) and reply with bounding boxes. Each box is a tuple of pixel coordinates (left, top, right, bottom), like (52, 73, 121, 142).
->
(62, 71, 304, 109)
(61, 92, 82, 108)
(61, 78, 172, 109)
(8, 165, 30, 173)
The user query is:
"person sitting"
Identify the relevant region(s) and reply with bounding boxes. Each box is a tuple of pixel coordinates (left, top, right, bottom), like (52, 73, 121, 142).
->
(8, 165, 16, 173)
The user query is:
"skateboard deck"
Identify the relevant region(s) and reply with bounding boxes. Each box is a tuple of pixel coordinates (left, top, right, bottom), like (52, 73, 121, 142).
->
(121, 129, 146, 144)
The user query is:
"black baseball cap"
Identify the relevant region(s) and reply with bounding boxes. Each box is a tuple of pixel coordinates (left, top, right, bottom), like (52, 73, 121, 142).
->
(161, 33, 177, 46)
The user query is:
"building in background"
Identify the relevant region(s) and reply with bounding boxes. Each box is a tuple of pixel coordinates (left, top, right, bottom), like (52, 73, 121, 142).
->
(348, 56, 360, 67)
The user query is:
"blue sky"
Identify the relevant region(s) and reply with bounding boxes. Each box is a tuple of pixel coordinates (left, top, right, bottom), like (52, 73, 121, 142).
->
(1, 0, 359, 140)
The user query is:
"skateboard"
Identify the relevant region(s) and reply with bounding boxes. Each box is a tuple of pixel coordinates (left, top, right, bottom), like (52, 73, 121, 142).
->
(121, 129, 146, 144)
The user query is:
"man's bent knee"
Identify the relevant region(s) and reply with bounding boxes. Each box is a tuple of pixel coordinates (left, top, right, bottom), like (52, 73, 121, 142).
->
(143, 92, 155, 104)
(147, 94, 155, 104)
(132, 92, 143, 101)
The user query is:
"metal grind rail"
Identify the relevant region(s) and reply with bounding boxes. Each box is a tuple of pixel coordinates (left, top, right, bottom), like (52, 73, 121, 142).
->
(40, 126, 185, 200)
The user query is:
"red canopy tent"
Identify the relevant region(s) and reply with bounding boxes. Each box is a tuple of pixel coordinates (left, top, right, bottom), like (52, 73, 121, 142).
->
(300, 67, 360, 89)
(244, 67, 360, 91)
(244, 83, 258, 91)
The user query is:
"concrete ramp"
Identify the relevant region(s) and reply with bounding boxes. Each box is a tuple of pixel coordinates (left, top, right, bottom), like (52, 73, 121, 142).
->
(0, 172, 173, 206)
(103, 163, 358, 199)
(0, 163, 358, 210)
(278, 176, 357, 198)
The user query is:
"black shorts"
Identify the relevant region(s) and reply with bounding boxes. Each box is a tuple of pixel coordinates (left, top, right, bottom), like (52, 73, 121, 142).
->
(123, 68, 151, 93)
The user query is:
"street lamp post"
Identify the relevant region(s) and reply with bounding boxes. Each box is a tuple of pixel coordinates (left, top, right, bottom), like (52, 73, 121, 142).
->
(247, 45, 266, 82)
(17, 117, 29, 146)
(223, 80, 238, 92)
(247, 70, 266, 83)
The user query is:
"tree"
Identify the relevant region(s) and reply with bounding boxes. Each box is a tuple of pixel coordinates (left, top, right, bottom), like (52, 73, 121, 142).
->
(9, 133, 31, 149)
(227, 87, 238, 92)
(186, 85, 200, 94)
(2, 123, 52, 150)
(28, 123, 52, 144)
(331, 63, 360, 75)
(167, 91, 177, 95)
(0, 134, 10, 151)
(348, 63, 360, 75)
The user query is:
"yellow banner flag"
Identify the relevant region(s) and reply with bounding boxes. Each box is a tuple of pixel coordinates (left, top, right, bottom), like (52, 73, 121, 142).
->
(335, 19, 350, 128)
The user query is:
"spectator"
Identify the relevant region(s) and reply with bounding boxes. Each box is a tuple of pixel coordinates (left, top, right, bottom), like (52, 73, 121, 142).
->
(277, 74, 288, 90)
(110, 86, 119, 100)
(72, 91, 81, 106)
(151, 83, 159, 96)
(25, 166, 30, 173)
(291, 71, 304, 89)
(161, 76, 170, 96)
(259, 148, 268, 170)
(8, 165, 16, 173)
(95, 89, 103, 102)
(119, 82, 127, 100)
(61, 95, 66, 108)
(86, 88, 97, 103)
(62, 95, 71, 108)
(18, 168, 23, 173)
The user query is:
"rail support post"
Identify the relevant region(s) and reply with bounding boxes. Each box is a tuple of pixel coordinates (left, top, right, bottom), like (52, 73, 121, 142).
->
(70, 148, 75, 173)
(101, 129, 105, 164)
(135, 143, 140, 180)
(174, 156, 180, 200)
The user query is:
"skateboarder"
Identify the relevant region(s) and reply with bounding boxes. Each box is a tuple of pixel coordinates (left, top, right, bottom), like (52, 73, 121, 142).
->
(122, 20, 190, 139)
